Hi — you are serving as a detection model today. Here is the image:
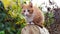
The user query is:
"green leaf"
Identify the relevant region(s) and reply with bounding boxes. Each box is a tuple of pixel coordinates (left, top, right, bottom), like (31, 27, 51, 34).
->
(0, 31, 4, 34)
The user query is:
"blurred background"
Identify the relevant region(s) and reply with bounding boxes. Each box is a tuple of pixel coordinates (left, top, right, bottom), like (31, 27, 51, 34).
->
(0, 0, 60, 34)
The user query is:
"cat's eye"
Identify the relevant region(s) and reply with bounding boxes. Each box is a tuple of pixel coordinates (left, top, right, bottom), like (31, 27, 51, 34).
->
(23, 10, 25, 12)
(28, 10, 30, 12)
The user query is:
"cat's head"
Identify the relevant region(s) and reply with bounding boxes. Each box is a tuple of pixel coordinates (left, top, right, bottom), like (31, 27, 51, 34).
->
(21, 2, 34, 17)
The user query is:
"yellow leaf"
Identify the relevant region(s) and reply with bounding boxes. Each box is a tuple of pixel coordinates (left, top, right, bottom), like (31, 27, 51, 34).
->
(16, 22, 20, 24)
(2, 0, 11, 9)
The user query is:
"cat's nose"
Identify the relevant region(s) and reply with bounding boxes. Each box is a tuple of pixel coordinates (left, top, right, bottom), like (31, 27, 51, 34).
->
(25, 14, 30, 17)
(25, 14, 28, 16)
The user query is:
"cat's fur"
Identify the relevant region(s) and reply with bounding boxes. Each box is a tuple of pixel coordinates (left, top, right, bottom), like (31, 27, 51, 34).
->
(21, 2, 44, 28)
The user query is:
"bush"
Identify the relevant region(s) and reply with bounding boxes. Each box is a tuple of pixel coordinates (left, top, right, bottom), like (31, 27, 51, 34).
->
(0, 0, 26, 34)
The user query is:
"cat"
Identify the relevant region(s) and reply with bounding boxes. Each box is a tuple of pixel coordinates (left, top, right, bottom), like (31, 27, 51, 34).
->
(21, 2, 45, 28)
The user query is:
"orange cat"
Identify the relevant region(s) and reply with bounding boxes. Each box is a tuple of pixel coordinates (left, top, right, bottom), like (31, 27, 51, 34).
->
(21, 2, 44, 28)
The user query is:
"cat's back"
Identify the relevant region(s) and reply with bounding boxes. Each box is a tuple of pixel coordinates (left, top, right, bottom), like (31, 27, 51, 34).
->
(33, 6, 44, 19)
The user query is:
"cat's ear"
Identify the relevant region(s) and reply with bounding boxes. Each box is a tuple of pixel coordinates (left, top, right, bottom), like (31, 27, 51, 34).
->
(20, 2, 25, 8)
(29, 2, 33, 8)
(20, 4, 24, 8)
